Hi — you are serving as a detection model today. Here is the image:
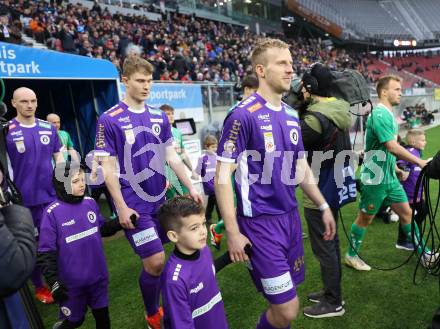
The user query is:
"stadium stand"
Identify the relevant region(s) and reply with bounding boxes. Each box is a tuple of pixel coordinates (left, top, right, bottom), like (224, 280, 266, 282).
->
(0, 0, 370, 83)
(290, 0, 440, 40)
(384, 53, 440, 85)
(1, 0, 438, 88)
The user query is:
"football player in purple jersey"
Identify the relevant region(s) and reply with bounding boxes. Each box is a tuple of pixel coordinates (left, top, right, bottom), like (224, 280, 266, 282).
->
(215, 38, 336, 329)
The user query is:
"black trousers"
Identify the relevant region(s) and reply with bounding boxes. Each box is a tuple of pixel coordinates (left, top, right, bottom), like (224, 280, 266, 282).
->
(304, 208, 342, 305)
(205, 195, 220, 223)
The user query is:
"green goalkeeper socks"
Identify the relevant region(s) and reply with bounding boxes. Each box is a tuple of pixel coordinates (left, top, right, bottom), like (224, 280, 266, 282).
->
(215, 219, 225, 234)
(348, 223, 367, 257)
(401, 222, 430, 255)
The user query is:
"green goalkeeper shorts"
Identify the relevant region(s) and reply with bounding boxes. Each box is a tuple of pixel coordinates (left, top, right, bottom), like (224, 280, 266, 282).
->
(359, 180, 408, 215)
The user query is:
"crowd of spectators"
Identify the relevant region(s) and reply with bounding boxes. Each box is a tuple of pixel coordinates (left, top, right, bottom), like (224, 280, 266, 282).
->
(402, 103, 437, 127)
(0, 0, 376, 84)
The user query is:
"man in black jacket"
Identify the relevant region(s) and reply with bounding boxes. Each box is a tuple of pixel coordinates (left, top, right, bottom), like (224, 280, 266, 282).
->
(299, 64, 355, 318)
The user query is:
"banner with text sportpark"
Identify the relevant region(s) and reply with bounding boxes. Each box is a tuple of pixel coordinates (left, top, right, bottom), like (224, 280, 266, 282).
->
(120, 83, 204, 122)
(0, 41, 118, 79)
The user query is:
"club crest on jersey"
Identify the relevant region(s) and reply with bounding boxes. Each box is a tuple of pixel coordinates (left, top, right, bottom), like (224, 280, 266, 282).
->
(15, 140, 25, 153)
(152, 123, 161, 136)
(87, 211, 97, 224)
(263, 132, 275, 153)
(124, 129, 135, 145)
(40, 135, 50, 145)
(289, 128, 299, 145)
(61, 307, 71, 316)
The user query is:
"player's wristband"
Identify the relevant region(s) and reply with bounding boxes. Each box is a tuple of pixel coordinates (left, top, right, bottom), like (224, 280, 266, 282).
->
(319, 203, 329, 211)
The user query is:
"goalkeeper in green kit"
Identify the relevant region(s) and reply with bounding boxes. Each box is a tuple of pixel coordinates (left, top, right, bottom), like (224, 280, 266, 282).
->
(345, 75, 436, 271)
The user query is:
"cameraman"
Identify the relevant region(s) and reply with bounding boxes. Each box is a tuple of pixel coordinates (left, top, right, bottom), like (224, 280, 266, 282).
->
(297, 64, 354, 318)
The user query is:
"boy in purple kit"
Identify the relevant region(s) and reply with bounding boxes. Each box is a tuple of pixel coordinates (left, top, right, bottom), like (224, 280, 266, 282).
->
(94, 56, 202, 328)
(38, 161, 131, 329)
(6, 87, 64, 304)
(215, 38, 336, 329)
(158, 196, 229, 329)
(396, 129, 427, 250)
(195, 135, 224, 248)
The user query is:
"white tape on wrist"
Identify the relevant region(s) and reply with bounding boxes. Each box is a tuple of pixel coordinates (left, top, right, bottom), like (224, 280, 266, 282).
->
(319, 203, 329, 211)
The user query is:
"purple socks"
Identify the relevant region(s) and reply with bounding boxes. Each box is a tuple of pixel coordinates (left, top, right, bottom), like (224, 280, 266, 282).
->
(139, 269, 161, 316)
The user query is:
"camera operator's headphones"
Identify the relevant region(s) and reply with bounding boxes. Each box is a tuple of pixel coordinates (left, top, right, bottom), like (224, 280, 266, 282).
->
(301, 63, 331, 97)
(302, 72, 319, 95)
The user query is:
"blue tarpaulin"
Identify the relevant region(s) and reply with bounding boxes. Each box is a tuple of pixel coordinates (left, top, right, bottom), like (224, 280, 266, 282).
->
(0, 42, 119, 156)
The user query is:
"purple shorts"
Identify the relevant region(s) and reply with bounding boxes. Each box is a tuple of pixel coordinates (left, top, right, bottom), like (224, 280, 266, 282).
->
(59, 280, 108, 322)
(29, 202, 52, 237)
(124, 213, 168, 259)
(238, 209, 305, 305)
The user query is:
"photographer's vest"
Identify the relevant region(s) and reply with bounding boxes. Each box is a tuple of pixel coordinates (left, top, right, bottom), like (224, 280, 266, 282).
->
(305, 111, 356, 209)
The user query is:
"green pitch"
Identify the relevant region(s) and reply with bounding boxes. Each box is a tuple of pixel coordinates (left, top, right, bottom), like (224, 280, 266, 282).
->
(36, 126, 440, 329)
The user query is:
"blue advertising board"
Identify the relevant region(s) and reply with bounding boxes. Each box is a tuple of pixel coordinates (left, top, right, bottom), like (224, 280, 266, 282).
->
(120, 83, 204, 122)
(0, 42, 118, 79)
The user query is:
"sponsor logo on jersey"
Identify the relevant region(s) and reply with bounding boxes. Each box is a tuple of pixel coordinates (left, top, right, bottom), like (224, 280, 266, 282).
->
(223, 120, 241, 154)
(238, 96, 256, 108)
(62, 219, 76, 227)
(150, 118, 164, 123)
(12, 137, 24, 141)
(121, 124, 133, 130)
(289, 128, 299, 145)
(39, 130, 52, 135)
(132, 227, 158, 247)
(260, 124, 273, 131)
(293, 255, 304, 272)
(192, 292, 223, 319)
(247, 102, 262, 113)
(9, 124, 16, 130)
(152, 123, 161, 136)
(149, 108, 162, 115)
(260, 271, 293, 295)
(87, 211, 97, 223)
(285, 108, 298, 118)
(10, 130, 22, 136)
(190, 282, 204, 294)
(257, 113, 271, 122)
(172, 263, 182, 281)
(96, 124, 106, 148)
(117, 116, 131, 123)
(65, 227, 98, 243)
(38, 121, 52, 129)
(109, 108, 124, 117)
(263, 132, 275, 153)
(124, 129, 135, 144)
(223, 140, 236, 153)
(286, 120, 298, 127)
(40, 135, 50, 145)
